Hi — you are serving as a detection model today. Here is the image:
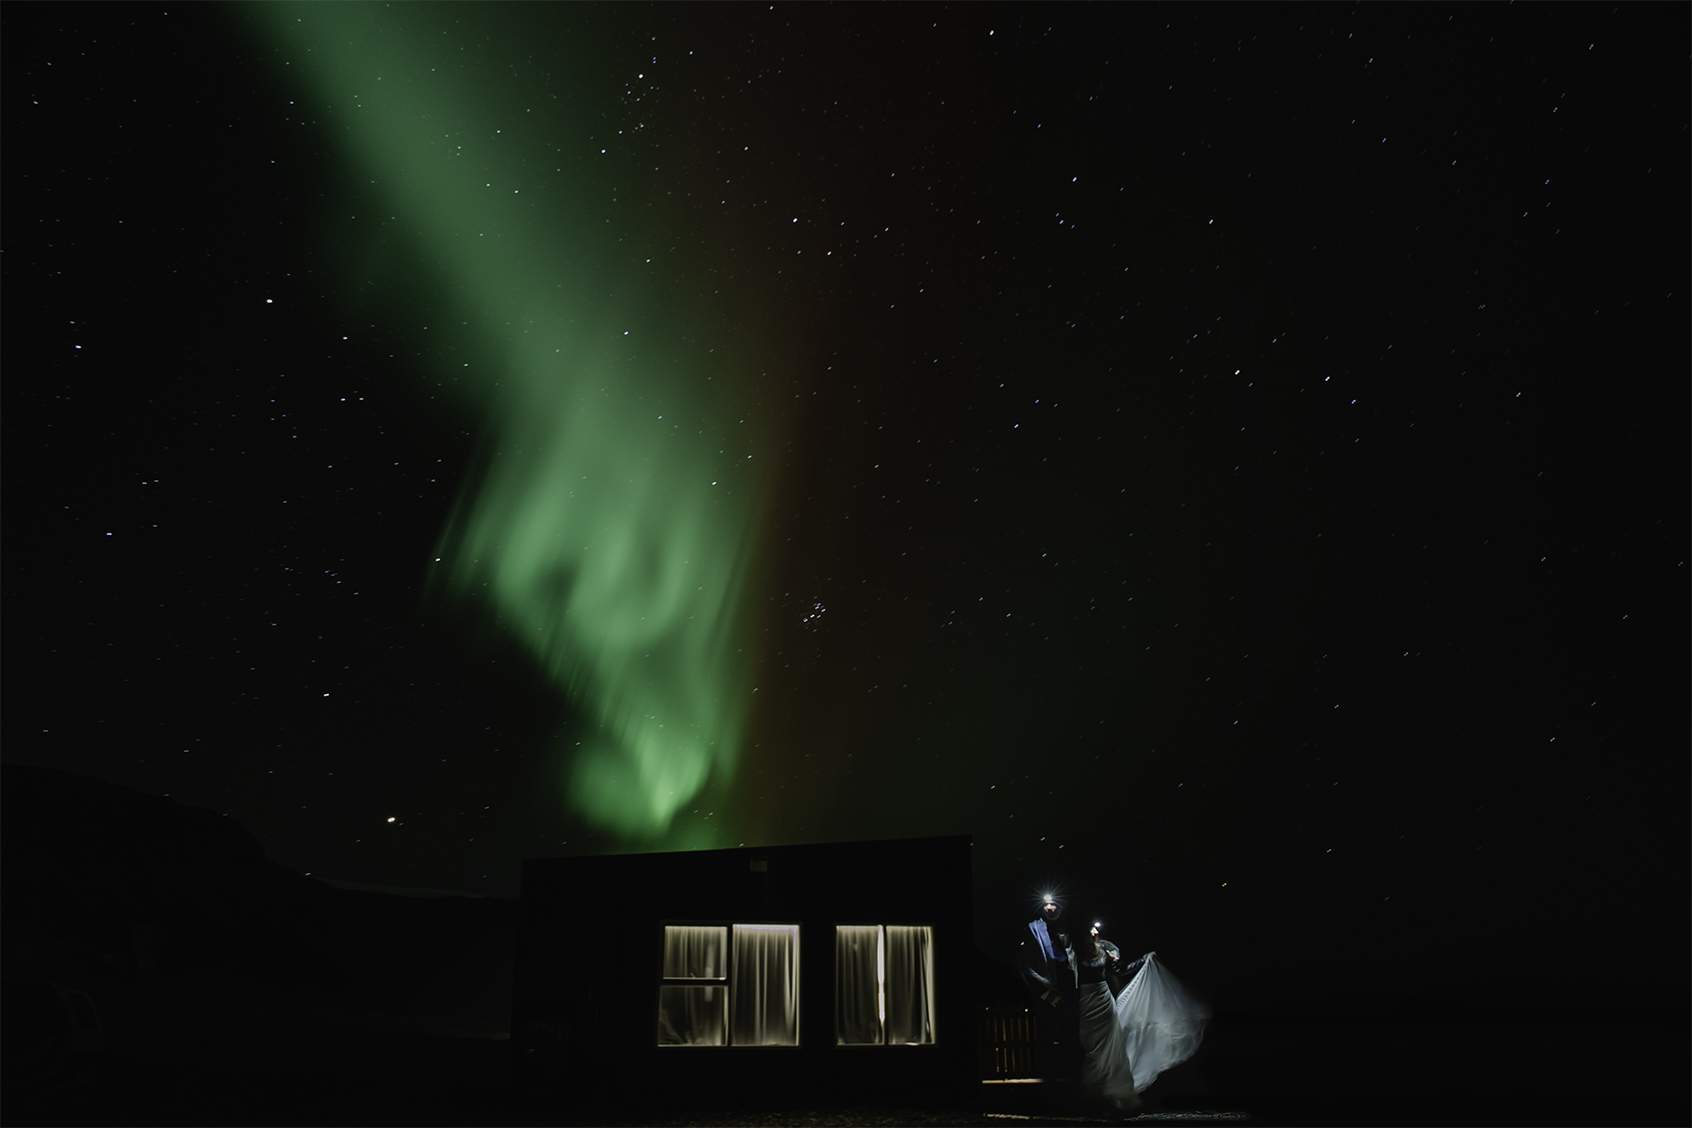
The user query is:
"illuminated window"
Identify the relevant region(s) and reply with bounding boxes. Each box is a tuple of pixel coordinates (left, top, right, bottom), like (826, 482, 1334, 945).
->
(834, 925, 935, 1046)
(658, 925, 727, 1045)
(658, 924, 800, 1047)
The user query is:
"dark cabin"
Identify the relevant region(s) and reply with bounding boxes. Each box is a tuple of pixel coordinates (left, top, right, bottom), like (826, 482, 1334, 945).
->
(512, 835, 975, 1112)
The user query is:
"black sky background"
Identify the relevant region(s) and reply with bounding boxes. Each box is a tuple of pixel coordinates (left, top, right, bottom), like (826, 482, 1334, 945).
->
(5, 3, 1687, 1012)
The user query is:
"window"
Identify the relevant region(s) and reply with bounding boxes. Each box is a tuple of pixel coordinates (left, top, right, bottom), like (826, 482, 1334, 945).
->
(834, 925, 935, 1046)
(658, 925, 727, 1045)
(658, 924, 800, 1047)
(730, 924, 801, 1046)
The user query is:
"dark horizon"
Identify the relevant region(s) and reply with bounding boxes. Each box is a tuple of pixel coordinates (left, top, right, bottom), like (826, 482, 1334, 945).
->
(5, 0, 1687, 1025)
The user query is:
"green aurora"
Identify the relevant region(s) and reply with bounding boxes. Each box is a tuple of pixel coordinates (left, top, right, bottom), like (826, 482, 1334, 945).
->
(253, 5, 766, 844)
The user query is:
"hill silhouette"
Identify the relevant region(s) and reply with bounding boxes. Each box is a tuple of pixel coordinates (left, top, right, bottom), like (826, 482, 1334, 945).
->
(3, 763, 518, 1021)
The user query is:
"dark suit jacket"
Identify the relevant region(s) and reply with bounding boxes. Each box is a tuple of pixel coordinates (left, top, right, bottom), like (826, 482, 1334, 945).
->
(1017, 918, 1074, 1002)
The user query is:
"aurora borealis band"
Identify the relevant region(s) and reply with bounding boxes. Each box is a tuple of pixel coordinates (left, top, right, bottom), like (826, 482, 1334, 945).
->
(255, 5, 768, 842)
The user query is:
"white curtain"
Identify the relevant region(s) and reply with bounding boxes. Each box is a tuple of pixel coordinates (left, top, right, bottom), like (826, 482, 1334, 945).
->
(835, 925, 884, 1045)
(658, 984, 726, 1045)
(663, 925, 727, 982)
(657, 926, 728, 1046)
(884, 925, 935, 1045)
(730, 924, 800, 1046)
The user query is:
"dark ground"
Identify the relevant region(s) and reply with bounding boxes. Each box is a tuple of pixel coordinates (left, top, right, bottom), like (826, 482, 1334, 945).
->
(9, 1008, 1688, 1128)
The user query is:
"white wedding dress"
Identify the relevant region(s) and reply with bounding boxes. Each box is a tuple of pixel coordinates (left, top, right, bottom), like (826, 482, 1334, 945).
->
(1077, 952, 1210, 1109)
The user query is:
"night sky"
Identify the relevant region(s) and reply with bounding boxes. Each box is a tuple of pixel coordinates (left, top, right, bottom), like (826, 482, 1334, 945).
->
(7, 3, 1687, 1011)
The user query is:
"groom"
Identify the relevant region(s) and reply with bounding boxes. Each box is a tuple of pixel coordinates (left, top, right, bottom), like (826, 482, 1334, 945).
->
(1017, 893, 1078, 1081)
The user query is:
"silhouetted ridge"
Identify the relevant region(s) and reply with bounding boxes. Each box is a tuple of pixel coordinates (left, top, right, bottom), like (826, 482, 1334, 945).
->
(2, 764, 515, 1020)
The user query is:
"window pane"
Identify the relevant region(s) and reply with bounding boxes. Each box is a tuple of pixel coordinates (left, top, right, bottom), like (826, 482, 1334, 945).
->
(663, 925, 727, 980)
(835, 926, 884, 1045)
(730, 924, 800, 1046)
(885, 925, 935, 1045)
(657, 984, 726, 1045)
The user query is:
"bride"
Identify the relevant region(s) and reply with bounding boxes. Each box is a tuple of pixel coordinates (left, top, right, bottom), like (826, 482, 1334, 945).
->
(1072, 921, 1210, 1114)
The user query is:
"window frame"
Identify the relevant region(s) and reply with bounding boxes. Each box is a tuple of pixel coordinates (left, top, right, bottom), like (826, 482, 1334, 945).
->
(832, 922, 938, 1048)
(655, 920, 803, 1049)
(656, 923, 730, 1048)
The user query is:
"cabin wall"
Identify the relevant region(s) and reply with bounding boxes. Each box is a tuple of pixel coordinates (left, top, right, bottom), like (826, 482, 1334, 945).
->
(513, 836, 974, 1111)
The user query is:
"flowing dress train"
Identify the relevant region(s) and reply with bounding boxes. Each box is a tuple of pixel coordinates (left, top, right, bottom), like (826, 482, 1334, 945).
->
(1078, 952, 1210, 1108)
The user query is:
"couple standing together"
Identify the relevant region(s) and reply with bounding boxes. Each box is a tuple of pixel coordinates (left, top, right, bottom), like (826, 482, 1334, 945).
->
(1018, 893, 1207, 1114)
